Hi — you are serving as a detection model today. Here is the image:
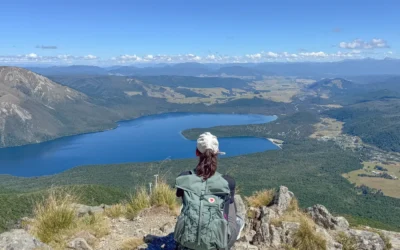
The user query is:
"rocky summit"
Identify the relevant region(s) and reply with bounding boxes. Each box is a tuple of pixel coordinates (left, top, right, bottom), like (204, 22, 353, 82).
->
(0, 186, 399, 250)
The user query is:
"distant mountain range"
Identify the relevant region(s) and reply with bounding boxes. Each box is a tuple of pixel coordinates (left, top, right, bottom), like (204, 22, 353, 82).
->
(26, 58, 400, 78)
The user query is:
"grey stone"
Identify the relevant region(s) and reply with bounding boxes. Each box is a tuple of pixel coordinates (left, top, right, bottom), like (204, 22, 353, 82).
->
(73, 231, 98, 247)
(307, 204, 349, 230)
(72, 203, 105, 217)
(235, 195, 247, 220)
(281, 222, 300, 246)
(232, 242, 259, 250)
(349, 229, 385, 250)
(274, 186, 294, 215)
(67, 238, 93, 250)
(261, 206, 277, 224)
(270, 225, 282, 248)
(0, 229, 49, 250)
(160, 222, 174, 234)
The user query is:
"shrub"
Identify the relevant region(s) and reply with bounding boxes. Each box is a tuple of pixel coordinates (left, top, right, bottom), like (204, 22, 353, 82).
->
(120, 237, 145, 250)
(150, 181, 178, 211)
(245, 189, 275, 208)
(104, 204, 126, 218)
(30, 188, 77, 243)
(336, 232, 357, 250)
(293, 218, 327, 250)
(126, 187, 151, 220)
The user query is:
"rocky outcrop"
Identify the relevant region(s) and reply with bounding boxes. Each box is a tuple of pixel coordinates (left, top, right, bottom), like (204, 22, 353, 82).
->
(307, 204, 349, 230)
(0, 229, 49, 250)
(2, 186, 399, 250)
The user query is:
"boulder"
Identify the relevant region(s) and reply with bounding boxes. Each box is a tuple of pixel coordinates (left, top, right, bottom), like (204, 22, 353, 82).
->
(72, 203, 105, 217)
(307, 204, 349, 230)
(160, 222, 174, 234)
(280, 222, 300, 246)
(73, 231, 98, 247)
(67, 238, 93, 250)
(349, 229, 385, 250)
(0, 229, 49, 250)
(235, 195, 247, 220)
(273, 186, 294, 215)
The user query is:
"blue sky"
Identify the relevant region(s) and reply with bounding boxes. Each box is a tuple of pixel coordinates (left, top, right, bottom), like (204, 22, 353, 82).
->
(0, 0, 399, 65)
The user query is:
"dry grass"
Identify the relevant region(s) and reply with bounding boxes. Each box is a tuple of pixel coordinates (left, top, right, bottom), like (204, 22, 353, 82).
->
(293, 217, 327, 250)
(30, 189, 78, 243)
(104, 204, 126, 218)
(120, 237, 145, 250)
(336, 232, 357, 250)
(245, 189, 276, 208)
(150, 181, 179, 212)
(29, 188, 109, 249)
(377, 231, 393, 250)
(126, 187, 151, 220)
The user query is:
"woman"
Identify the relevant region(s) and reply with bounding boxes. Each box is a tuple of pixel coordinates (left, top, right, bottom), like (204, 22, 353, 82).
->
(174, 132, 244, 250)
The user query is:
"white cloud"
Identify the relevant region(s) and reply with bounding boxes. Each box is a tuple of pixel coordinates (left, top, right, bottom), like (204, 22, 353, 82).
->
(27, 53, 38, 59)
(84, 54, 97, 60)
(339, 38, 389, 49)
(0, 49, 396, 65)
(266, 52, 279, 58)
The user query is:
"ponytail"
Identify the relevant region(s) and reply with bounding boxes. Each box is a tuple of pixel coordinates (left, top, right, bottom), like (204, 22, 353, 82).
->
(195, 149, 217, 180)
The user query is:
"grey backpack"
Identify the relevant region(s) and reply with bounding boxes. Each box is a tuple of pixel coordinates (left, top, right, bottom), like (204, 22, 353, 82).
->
(174, 170, 231, 250)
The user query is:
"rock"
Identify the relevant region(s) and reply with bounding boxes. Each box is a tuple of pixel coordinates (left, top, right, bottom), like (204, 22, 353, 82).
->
(72, 203, 105, 217)
(160, 222, 174, 234)
(260, 206, 277, 224)
(0, 229, 49, 250)
(377, 230, 400, 250)
(316, 227, 342, 250)
(307, 204, 349, 230)
(232, 241, 259, 250)
(349, 229, 385, 250)
(281, 222, 300, 246)
(252, 222, 270, 246)
(73, 231, 98, 247)
(270, 225, 282, 248)
(235, 195, 247, 220)
(67, 238, 93, 250)
(274, 186, 294, 215)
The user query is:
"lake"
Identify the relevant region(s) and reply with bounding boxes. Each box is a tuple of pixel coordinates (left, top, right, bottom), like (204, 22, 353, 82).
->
(0, 113, 278, 177)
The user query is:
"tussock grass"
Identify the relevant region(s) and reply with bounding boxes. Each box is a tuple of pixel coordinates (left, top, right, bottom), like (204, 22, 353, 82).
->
(120, 237, 145, 250)
(293, 218, 327, 250)
(336, 232, 357, 250)
(29, 188, 109, 249)
(288, 197, 300, 212)
(150, 181, 178, 211)
(126, 187, 151, 220)
(30, 188, 78, 243)
(104, 204, 126, 218)
(377, 232, 392, 250)
(245, 189, 275, 208)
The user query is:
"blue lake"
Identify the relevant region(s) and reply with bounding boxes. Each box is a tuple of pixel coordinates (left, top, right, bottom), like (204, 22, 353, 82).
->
(0, 113, 278, 177)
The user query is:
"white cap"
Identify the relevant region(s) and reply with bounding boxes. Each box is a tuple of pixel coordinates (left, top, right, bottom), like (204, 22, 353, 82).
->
(196, 132, 225, 155)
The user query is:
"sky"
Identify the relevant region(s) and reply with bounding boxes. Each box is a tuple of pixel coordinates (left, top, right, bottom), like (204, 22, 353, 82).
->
(0, 0, 399, 65)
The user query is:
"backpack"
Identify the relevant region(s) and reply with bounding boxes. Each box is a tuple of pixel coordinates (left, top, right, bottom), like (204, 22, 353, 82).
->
(174, 170, 231, 250)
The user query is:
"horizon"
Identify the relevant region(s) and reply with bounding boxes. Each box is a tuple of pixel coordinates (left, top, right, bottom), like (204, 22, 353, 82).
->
(1, 0, 399, 65)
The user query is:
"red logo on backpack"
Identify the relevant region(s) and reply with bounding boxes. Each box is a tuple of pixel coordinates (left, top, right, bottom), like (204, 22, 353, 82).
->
(208, 198, 215, 203)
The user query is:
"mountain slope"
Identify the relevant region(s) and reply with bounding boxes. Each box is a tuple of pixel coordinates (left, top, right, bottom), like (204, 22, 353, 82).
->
(0, 67, 117, 147)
